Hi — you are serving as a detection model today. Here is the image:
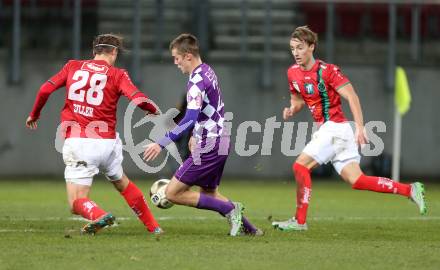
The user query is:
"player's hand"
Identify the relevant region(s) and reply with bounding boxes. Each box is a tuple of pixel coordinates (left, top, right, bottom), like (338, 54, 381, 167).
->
(143, 143, 162, 162)
(25, 116, 38, 130)
(355, 125, 368, 145)
(283, 106, 295, 120)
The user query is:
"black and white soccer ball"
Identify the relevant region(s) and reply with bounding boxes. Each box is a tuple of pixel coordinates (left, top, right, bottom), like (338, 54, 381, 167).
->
(149, 179, 174, 209)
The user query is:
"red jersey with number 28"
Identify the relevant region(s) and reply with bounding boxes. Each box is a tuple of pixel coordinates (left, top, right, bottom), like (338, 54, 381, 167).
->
(287, 60, 351, 123)
(30, 59, 155, 139)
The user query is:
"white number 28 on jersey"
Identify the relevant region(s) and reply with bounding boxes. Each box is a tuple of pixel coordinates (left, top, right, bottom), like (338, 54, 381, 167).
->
(68, 70, 107, 105)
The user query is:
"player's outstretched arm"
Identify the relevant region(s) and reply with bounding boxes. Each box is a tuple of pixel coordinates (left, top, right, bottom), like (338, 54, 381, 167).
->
(143, 108, 199, 162)
(338, 84, 368, 145)
(119, 70, 160, 115)
(128, 91, 160, 115)
(283, 94, 305, 120)
(26, 81, 60, 130)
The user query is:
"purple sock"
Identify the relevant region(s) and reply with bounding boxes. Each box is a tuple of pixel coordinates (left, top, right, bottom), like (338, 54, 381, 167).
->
(197, 193, 234, 216)
(242, 216, 257, 234)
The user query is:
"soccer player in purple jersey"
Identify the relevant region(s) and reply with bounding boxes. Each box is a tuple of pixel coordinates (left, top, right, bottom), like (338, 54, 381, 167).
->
(144, 33, 261, 236)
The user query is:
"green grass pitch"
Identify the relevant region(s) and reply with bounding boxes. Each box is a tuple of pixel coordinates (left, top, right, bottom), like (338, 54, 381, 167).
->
(0, 178, 439, 270)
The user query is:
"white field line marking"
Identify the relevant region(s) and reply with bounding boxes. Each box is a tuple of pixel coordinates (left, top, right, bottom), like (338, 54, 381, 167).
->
(1, 216, 438, 233)
(0, 229, 42, 233)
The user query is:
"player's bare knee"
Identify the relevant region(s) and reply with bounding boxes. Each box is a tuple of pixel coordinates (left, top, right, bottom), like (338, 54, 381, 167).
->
(166, 193, 182, 204)
(295, 156, 307, 167)
(342, 174, 358, 185)
(340, 162, 363, 185)
(112, 179, 127, 192)
(295, 154, 318, 170)
(200, 187, 215, 196)
(165, 187, 178, 203)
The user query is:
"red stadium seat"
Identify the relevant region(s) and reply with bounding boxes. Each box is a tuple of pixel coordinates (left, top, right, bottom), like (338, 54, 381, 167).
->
(300, 3, 327, 34)
(370, 4, 389, 39)
(2, 0, 31, 6)
(336, 3, 366, 38)
(421, 4, 440, 38)
(399, 4, 429, 39)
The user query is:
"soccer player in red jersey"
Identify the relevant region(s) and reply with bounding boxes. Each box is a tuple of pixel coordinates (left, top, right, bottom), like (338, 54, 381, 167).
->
(272, 26, 427, 231)
(25, 34, 162, 235)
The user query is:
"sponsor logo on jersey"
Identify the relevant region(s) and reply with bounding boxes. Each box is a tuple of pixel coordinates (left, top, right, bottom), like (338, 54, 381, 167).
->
(81, 62, 109, 74)
(304, 83, 314, 95)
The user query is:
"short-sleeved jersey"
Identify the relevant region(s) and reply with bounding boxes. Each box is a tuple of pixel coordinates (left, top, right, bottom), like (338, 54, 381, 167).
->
(287, 60, 351, 123)
(186, 63, 226, 143)
(49, 59, 139, 139)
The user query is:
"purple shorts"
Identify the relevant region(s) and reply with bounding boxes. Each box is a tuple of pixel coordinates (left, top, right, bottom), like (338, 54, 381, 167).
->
(175, 138, 229, 190)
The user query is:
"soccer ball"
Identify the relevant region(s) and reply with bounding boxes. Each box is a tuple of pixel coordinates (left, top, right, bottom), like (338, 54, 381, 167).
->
(149, 179, 174, 209)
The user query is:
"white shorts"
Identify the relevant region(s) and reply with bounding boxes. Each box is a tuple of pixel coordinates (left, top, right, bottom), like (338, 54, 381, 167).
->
(62, 134, 124, 186)
(302, 121, 361, 174)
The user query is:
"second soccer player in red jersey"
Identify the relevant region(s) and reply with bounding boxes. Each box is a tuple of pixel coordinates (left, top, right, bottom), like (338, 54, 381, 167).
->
(272, 26, 427, 231)
(26, 34, 162, 234)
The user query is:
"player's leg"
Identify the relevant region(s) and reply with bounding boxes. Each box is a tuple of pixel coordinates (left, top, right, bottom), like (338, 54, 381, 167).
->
(111, 173, 161, 233)
(165, 177, 237, 221)
(63, 138, 113, 234)
(67, 181, 106, 220)
(274, 123, 340, 231)
(294, 153, 319, 223)
(340, 161, 411, 193)
(66, 182, 91, 212)
(166, 176, 237, 215)
(66, 179, 115, 234)
(273, 152, 318, 231)
(200, 187, 262, 236)
(103, 135, 161, 233)
(165, 177, 243, 236)
(331, 121, 426, 215)
(164, 177, 198, 206)
(339, 162, 427, 215)
(168, 139, 243, 236)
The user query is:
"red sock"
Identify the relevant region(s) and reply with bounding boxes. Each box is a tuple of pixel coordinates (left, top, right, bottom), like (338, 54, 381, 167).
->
(293, 163, 312, 225)
(352, 174, 411, 197)
(72, 198, 107, 221)
(121, 181, 159, 232)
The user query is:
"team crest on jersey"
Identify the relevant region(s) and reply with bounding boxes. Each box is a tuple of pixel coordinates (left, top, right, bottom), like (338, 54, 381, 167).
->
(304, 83, 314, 95)
(292, 81, 300, 92)
(81, 62, 109, 74)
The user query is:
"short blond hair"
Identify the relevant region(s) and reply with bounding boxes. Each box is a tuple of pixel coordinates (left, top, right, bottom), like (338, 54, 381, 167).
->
(291, 26, 318, 50)
(169, 33, 200, 57)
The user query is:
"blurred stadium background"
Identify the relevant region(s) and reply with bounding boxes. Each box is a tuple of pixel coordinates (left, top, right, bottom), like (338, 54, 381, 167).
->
(0, 0, 439, 180)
